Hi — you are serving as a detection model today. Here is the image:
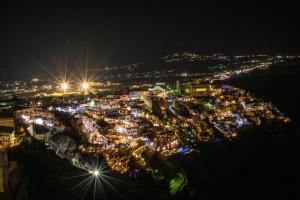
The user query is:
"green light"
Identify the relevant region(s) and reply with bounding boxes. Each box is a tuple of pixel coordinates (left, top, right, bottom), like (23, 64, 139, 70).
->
(203, 102, 213, 110)
(169, 173, 187, 196)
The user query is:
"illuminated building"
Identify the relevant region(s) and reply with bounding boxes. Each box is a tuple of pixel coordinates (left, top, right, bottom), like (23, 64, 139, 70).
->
(31, 78, 39, 83)
(184, 84, 211, 96)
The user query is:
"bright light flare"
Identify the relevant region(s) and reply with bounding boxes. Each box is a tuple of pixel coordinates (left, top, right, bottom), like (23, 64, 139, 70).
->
(61, 82, 69, 91)
(67, 160, 123, 200)
(82, 82, 90, 91)
(89, 170, 100, 176)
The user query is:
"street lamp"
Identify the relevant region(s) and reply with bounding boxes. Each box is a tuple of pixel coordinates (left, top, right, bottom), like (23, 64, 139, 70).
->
(61, 82, 69, 103)
(61, 82, 69, 92)
(81, 82, 90, 102)
(82, 82, 89, 91)
(90, 170, 100, 176)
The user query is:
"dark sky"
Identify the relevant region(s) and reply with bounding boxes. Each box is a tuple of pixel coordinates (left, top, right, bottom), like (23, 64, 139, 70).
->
(1, 1, 300, 81)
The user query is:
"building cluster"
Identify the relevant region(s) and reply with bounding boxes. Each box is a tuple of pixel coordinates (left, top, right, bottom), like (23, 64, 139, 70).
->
(0, 53, 296, 177)
(10, 78, 290, 175)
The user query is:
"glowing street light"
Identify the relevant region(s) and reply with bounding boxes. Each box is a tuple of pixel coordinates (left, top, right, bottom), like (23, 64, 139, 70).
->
(81, 82, 90, 102)
(93, 170, 99, 176)
(60, 82, 69, 103)
(82, 82, 89, 91)
(89, 170, 100, 177)
(68, 161, 121, 199)
(61, 82, 69, 92)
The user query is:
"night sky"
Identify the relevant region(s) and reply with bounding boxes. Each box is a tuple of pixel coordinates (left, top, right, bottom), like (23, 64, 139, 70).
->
(1, 1, 300, 81)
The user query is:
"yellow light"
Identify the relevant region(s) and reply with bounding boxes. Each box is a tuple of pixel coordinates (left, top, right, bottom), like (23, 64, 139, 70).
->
(61, 82, 69, 91)
(82, 82, 89, 91)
